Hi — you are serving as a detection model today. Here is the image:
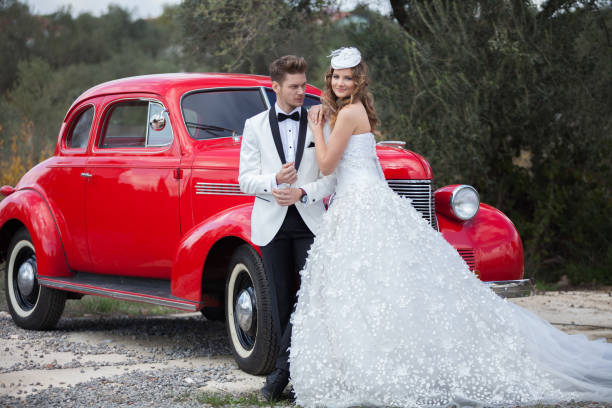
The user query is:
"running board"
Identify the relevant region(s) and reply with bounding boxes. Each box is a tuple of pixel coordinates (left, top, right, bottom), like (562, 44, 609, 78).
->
(38, 272, 201, 312)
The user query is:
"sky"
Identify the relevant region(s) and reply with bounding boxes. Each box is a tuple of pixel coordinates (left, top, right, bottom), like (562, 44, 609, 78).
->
(29, 0, 546, 20)
(29, 0, 392, 19)
(29, 0, 181, 19)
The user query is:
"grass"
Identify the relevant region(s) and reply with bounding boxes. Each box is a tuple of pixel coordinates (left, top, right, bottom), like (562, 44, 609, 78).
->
(63, 296, 178, 317)
(193, 391, 293, 407)
(534, 280, 559, 292)
(188, 393, 568, 408)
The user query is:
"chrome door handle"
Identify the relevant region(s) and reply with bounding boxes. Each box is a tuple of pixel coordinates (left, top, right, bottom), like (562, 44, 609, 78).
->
(80, 172, 92, 178)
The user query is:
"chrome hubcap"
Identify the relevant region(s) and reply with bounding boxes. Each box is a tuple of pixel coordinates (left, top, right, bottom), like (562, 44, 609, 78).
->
(17, 258, 36, 297)
(235, 288, 255, 332)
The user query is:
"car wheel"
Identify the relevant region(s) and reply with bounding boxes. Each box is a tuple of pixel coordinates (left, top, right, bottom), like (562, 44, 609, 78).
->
(225, 244, 277, 375)
(5, 227, 66, 330)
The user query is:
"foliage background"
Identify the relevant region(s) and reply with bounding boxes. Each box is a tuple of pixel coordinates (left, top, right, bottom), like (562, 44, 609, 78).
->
(0, 0, 610, 284)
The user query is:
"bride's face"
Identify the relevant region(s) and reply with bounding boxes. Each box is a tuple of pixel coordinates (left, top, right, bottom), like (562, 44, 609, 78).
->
(331, 68, 355, 99)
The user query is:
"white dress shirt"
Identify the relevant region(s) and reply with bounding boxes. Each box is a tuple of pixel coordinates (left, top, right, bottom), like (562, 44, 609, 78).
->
(276, 103, 301, 164)
(272, 103, 302, 190)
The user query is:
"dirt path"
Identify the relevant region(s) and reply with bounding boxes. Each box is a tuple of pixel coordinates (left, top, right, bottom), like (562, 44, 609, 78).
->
(0, 290, 611, 407)
(511, 289, 612, 340)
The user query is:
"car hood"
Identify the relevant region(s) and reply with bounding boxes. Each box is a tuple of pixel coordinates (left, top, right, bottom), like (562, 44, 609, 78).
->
(189, 138, 432, 180)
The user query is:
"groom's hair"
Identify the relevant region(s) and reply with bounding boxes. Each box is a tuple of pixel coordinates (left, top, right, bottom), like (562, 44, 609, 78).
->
(269, 55, 307, 84)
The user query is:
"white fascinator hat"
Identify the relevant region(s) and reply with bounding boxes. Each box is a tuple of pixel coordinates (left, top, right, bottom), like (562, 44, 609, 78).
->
(329, 47, 362, 69)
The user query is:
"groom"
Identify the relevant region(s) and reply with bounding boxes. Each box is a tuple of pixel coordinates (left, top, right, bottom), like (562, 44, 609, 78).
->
(238, 55, 336, 401)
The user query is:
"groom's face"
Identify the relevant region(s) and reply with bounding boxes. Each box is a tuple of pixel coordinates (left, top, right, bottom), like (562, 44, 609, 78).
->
(273, 72, 307, 111)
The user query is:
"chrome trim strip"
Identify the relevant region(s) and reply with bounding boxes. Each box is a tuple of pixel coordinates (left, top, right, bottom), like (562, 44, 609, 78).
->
(196, 182, 243, 187)
(260, 87, 271, 109)
(145, 100, 152, 146)
(377, 140, 406, 147)
(195, 182, 250, 196)
(197, 189, 242, 193)
(196, 192, 249, 196)
(38, 277, 199, 311)
(387, 179, 432, 184)
(196, 186, 241, 190)
(484, 279, 534, 298)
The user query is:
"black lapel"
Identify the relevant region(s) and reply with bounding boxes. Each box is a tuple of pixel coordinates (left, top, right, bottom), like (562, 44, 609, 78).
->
(268, 106, 286, 164)
(294, 106, 308, 171)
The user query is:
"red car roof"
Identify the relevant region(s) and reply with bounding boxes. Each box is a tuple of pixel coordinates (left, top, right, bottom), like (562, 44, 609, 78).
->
(66, 73, 321, 121)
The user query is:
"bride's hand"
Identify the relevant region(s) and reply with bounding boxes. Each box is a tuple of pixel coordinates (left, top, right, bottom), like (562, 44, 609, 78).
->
(307, 105, 325, 130)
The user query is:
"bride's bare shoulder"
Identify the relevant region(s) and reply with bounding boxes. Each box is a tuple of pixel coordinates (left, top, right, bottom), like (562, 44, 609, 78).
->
(337, 103, 370, 133)
(337, 102, 366, 120)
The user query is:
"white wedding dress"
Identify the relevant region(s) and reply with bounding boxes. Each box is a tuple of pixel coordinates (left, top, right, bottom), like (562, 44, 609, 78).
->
(289, 132, 612, 408)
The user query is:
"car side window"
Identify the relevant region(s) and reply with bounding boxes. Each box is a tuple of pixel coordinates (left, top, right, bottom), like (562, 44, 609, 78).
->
(66, 106, 94, 149)
(100, 101, 148, 148)
(181, 89, 267, 139)
(99, 100, 172, 148)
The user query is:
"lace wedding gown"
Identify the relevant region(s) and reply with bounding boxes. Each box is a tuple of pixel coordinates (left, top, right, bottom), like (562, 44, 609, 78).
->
(289, 132, 612, 408)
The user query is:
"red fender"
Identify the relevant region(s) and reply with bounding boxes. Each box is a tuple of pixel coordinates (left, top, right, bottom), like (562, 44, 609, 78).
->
(0, 189, 70, 277)
(171, 203, 256, 302)
(437, 203, 524, 282)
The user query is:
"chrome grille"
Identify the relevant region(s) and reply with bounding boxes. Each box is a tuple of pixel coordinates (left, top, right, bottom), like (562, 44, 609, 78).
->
(387, 180, 438, 230)
(457, 248, 476, 271)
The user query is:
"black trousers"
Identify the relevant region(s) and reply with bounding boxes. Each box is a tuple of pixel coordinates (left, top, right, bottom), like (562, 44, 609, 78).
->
(260, 205, 314, 371)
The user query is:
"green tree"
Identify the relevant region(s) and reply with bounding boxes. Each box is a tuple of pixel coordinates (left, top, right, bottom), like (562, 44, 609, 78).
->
(352, 0, 612, 282)
(0, 0, 44, 92)
(178, 0, 335, 75)
(0, 2, 182, 167)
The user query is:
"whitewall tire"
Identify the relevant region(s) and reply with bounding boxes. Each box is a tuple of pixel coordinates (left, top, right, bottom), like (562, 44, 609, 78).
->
(5, 228, 66, 330)
(225, 244, 277, 375)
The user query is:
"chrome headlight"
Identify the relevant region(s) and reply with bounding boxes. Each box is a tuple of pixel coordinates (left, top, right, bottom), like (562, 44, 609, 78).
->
(451, 185, 480, 220)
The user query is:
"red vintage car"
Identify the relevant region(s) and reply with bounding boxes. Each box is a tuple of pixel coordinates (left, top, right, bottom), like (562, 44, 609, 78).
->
(0, 73, 532, 375)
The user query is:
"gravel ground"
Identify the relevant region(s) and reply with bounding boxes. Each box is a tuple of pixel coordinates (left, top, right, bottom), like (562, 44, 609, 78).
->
(0, 290, 611, 407)
(0, 311, 247, 407)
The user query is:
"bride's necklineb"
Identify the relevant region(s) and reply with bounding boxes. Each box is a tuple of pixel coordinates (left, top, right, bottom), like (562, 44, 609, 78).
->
(351, 131, 373, 137)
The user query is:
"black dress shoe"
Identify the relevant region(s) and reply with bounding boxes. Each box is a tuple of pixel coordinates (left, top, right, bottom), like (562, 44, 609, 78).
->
(261, 368, 290, 402)
(287, 387, 296, 403)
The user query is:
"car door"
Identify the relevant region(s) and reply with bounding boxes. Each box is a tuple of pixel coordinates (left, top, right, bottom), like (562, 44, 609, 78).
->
(84, 95, 180, 278)
(45, 101, 98, 271)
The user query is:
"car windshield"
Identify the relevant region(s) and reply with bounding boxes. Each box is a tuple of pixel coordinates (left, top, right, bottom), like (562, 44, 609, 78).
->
(181, 89, 268, 140)
(264, 88, 321, 109)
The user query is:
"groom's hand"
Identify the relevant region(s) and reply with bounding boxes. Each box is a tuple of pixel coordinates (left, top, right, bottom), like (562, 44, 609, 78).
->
(276, 162, 298, 185)
(272, 187, 302, 206)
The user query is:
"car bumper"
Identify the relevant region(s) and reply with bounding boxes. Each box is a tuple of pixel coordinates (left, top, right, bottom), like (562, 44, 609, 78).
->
(484, 279, 534, 298)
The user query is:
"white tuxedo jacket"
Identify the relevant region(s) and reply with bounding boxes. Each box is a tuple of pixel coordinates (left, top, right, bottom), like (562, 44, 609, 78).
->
(239, 106, 337, 246)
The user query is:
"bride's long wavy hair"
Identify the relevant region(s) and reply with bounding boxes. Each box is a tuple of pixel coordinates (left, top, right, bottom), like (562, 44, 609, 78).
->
(322, 61, 378, 131)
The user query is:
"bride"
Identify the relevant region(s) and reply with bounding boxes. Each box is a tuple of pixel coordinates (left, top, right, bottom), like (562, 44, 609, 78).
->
(288, 47, 612, 408)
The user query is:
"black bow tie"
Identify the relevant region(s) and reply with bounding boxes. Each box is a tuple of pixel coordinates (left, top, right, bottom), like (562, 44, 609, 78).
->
(277, 111, 300, 122)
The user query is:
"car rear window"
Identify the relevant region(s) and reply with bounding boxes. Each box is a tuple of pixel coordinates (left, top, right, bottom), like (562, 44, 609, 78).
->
(181, 89, 267, 140)
(66, 106, 94, 149)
